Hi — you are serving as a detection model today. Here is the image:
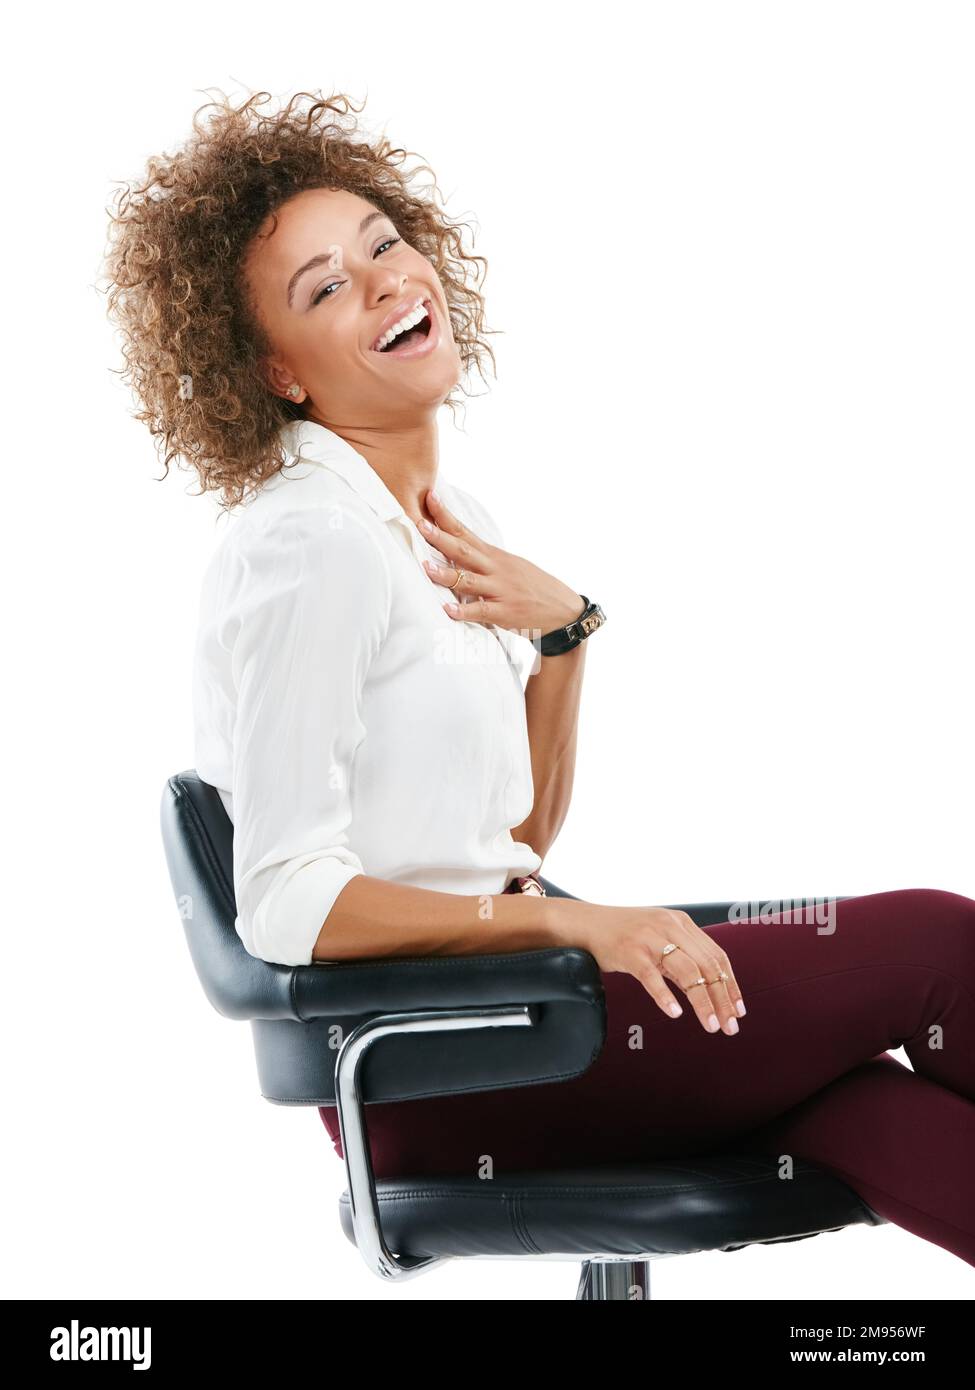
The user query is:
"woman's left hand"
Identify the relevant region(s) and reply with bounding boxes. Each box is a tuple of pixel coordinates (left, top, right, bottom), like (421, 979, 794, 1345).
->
(418, 489, 585, 637)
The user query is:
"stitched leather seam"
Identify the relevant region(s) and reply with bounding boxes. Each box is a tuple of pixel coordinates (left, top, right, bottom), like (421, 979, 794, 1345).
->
(511, 1194, 542, 1254)
(295, 986, 603, 1021)
(171, 778, 236, 919)
(307, 949, 599, 978)
(354, 1170, 831, 1202)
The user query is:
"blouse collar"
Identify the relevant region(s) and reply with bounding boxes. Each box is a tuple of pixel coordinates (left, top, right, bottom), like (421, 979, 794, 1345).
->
(276, 417, 448, 569)
(278, 417, 441, 525)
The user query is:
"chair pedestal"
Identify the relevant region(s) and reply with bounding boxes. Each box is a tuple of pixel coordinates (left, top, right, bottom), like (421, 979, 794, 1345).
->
(577, 1259, 653, 1300)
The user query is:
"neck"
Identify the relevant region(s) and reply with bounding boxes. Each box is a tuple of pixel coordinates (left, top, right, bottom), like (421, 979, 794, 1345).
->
(311, 412, 440, 526)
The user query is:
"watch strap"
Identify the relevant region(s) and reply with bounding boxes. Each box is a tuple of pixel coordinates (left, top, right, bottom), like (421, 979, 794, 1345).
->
(537, 595, 607, 656)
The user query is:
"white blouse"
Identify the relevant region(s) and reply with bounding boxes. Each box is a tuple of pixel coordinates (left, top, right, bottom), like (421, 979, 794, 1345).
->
(192, 417, 543, 966)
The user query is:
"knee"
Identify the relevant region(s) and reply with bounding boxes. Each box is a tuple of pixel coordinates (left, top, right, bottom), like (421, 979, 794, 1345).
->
(909, 887, 975, 918)
(899, 887, 975, 949)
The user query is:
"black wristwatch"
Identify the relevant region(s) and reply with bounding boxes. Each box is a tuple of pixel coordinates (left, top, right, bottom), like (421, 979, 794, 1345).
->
(536, 595, 607, 657)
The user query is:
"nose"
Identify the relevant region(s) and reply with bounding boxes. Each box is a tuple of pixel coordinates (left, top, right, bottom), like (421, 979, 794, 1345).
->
(372, 270, 408, 302)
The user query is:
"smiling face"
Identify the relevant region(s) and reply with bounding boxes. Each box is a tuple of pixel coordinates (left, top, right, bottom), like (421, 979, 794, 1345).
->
(244, 187, 464, 425)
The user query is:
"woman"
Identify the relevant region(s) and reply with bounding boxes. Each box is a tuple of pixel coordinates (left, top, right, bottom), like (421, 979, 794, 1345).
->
(105, 89, 975, 1268)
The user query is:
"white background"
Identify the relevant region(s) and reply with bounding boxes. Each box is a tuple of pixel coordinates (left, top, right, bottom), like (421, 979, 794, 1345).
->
(2, 0, 973, 1302)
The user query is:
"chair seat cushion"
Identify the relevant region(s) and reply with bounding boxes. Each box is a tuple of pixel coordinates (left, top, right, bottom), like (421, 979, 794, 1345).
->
(339, 1152, 886, 1259)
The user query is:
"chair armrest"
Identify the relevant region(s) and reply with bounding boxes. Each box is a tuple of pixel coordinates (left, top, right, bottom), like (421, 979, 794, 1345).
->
(317, 938, 603, 1282)
(254, 944, 606, 1106)
(263, 892, 850, 1105)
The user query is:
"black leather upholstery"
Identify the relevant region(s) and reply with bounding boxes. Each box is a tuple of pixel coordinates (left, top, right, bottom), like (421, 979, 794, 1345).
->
(337, 1154, 887, 1259)
(161, 767, 885, 1260)
(160, 770, 604, 1105)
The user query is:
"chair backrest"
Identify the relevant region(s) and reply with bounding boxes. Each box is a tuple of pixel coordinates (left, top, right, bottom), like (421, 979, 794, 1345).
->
(159, 769, 305, 1021)
(160, 769, 606, 1109)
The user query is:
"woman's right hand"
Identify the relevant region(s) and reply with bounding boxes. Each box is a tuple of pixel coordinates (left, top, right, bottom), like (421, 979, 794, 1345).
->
(553, 901, 746, 1036)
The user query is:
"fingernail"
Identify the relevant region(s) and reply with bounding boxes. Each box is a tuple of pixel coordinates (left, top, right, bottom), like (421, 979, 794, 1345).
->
(429, 489, 440, 503)
(443, 602, 460, 615)
(707, 1013, 720, 1032)
(667, 1001, 682, 1018)
(419, 518, 433, 531)
(725, 1017, 739, 1034)
(736, 1000, 747, 1016)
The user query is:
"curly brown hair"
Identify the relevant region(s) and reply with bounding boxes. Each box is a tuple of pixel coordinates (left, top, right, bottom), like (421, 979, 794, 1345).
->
(100, 88, 497, 512)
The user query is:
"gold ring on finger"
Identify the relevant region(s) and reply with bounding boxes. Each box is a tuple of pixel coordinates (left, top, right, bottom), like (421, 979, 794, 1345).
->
(447, 569, 466, 591)
(686, 976, 707, 988)
(708, 971, 730, 985)
(660, 943, 678, 961)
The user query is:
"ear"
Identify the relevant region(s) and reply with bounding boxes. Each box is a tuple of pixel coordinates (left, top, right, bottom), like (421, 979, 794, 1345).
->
(259, 355, 299, 401)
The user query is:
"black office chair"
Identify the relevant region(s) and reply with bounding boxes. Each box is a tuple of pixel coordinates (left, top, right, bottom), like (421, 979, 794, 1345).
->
(160, 768, 886, 1300)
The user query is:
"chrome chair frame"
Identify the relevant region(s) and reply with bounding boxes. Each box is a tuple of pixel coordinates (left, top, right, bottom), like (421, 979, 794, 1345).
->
(335, 1005, 534, 1280)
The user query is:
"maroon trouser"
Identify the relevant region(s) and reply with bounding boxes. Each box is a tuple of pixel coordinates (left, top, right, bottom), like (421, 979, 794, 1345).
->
(318, 887, 975, 1267)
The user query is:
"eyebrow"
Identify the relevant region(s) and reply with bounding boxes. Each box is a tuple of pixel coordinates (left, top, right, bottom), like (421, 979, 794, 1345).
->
(286, 210, 389, 307)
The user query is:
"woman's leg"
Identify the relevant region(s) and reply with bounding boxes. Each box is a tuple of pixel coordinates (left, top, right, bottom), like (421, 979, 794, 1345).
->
(735, 1051, 975, 1265)
(319, 887, 975, 1265)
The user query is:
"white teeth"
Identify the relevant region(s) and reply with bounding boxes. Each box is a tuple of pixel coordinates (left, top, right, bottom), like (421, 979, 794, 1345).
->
(374, 298, 429, 351)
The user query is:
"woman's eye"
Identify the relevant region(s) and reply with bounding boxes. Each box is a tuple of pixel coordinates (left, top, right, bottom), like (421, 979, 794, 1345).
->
(310, 238, 402, 306)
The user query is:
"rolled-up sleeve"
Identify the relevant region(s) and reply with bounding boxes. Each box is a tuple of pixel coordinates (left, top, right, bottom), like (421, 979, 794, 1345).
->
(227, 504, 391, 966)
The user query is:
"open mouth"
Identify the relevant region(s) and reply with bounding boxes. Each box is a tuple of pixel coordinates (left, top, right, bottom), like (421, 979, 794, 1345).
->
(373, 298, 434, 354)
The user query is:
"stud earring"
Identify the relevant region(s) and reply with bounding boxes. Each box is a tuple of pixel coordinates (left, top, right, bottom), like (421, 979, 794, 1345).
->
(286, 384, 301, 399)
